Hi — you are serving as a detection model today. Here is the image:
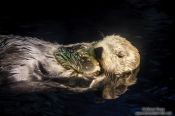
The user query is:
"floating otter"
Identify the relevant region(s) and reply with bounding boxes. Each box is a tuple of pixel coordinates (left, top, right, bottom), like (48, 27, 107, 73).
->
(0, 35, 140, 99)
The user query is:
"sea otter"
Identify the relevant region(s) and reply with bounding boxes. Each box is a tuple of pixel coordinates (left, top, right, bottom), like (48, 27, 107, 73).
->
(0, 35, 140, 99)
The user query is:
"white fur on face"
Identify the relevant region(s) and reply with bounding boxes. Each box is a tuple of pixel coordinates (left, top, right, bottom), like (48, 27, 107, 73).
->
(94, 35, 140, 74)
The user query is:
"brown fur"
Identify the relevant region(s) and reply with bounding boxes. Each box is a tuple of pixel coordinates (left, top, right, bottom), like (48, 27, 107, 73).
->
(0, 35, 140, 99)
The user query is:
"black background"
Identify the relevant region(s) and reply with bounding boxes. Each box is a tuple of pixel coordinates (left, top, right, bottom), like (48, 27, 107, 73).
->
(0, 0, 174, 116)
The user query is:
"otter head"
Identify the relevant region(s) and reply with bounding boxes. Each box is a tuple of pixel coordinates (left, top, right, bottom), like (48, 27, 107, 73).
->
(94, 35, 140, 99)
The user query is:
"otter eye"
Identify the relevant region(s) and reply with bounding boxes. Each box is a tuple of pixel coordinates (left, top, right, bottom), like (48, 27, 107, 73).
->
(117, 51, 125, 58)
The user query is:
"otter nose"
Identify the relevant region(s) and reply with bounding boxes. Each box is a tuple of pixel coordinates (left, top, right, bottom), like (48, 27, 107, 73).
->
(94, 47, 103, 60)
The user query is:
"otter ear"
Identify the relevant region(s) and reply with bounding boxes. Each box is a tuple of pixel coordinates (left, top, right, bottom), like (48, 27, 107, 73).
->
(94, 47, 103, 60)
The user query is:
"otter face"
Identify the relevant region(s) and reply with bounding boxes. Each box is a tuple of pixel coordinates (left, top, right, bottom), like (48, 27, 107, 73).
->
(93, 35, 140, 99)
(94, 35, 140, 74)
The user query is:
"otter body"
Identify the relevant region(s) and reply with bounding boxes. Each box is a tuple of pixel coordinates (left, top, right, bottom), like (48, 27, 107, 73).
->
(0, 35, 140, 99)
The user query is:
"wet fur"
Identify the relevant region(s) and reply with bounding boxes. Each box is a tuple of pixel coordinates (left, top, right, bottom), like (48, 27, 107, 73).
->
(0, 35, 140, 99)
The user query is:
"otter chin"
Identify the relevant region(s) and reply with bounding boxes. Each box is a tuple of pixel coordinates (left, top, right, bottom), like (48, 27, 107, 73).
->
(0, 34, 140, 99)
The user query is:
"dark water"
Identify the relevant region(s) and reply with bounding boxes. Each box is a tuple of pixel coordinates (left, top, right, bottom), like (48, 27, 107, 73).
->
(0, 0, 174, 116)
